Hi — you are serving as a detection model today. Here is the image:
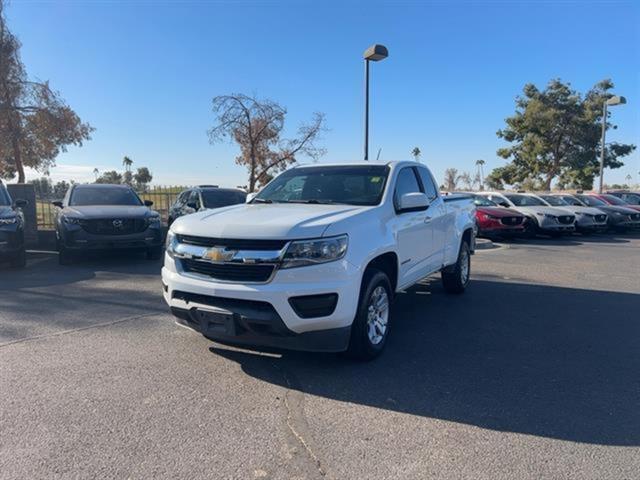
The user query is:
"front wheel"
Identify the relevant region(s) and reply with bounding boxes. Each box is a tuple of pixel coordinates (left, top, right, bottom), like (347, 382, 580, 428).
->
(441, 240, 470, 294)
(346, 269, 393, 361)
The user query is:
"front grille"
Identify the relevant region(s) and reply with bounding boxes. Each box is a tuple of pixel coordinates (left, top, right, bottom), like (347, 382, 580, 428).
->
(81, 218, 147, 235)
(500, 216, 523, 226)
(181, 258, 275, 282)
(557, 215, 574, 225)
(176, 234, 287, 251)
(595, 214, 606, 223)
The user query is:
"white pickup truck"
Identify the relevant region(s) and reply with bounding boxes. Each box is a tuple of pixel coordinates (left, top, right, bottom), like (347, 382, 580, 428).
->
(162, 161, 476, 359)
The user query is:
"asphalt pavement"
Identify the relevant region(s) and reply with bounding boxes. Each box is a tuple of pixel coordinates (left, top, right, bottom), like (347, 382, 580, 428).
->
(1, 234, 639, 479)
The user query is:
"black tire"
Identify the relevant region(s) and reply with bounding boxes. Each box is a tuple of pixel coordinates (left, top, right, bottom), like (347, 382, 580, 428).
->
(9, 249, 27, 269)
(346, 269, 393, 361)
(146, 246, 163, 260)
(523, 218, 538, 238)
(58, 243, 74, 265)
(441, 240, 471, 294)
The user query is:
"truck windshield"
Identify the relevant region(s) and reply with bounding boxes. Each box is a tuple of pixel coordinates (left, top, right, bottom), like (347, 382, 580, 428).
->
(504, 194, 546, 206)
(254, 165, 389, 206)
(70, 186, 143, 206)
(201, 190, 247, 208)
(0, 186, 10, 206)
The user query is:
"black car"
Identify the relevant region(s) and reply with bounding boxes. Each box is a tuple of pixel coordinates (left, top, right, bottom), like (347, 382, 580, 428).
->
(53, 184, 163, 264)
(0, 181, 27, 268)
(607, 191, 640, 206)
(168, 186, 246, 226)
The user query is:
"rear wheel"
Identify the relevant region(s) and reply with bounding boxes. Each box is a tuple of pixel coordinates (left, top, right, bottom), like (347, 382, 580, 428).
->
(441, 240, 471, 294)
(346, 269, 392, 361)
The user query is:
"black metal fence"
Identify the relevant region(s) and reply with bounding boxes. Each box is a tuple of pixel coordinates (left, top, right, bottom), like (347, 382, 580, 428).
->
(35, 185, 187, 230)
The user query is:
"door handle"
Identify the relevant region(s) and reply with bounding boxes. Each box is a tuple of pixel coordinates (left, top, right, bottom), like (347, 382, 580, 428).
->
(424, 216, 432, 224)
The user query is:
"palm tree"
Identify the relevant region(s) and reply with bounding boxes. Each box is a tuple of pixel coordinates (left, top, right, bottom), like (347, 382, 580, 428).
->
(122, 156, 133, 172)
(626, 174, 633, 187)
(93, 168, 99, 180)
(475, 159, 486, 191)
(411, 147, 421, 162)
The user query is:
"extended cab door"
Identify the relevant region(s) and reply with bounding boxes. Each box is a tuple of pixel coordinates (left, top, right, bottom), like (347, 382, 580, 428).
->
(416, 166, 448, 271)
(393, 167, 433, 288)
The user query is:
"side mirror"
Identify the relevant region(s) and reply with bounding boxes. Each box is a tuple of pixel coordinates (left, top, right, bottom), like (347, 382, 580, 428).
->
(144, 200, 154, 207)
(52, 201, 63, 208)
(397, 192, 429, 213)
(186, 202, 198, 210)
(246, 192, 257, 203)
(13, 199, 28, 208)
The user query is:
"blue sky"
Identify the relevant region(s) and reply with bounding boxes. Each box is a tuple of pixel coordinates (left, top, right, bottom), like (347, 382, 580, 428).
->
(6, 0, 640, 187)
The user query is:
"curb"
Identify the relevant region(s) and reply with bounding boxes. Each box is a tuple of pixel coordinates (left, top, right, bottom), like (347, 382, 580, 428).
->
(475, 238, 495, 250)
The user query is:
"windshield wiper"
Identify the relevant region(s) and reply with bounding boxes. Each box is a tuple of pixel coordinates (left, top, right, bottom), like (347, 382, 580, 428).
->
(252, 198, 272, 204)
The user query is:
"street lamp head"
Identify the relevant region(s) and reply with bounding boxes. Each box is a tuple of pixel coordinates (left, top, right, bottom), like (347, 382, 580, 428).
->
(364, 44, 389, 61)
(606, 95, 626, 106)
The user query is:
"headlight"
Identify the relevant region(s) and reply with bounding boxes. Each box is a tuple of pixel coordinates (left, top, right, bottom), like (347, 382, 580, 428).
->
(62, 216, 83, 225)
(165, 230, 178, 257)
(0, 216, 17, 225)
(281, 235, 348, 269)
(147, 215, 161, 226)
(543, 214, 556, 219)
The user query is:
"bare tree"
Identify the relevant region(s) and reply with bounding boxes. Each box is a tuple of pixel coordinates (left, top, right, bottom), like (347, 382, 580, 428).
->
(0, 1, 93, 182)
(208, 94, 326, 192)
(459, 171, 473, 190)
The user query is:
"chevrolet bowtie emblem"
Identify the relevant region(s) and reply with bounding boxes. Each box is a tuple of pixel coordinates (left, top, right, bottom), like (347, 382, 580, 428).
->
(202, 247, 236, 263)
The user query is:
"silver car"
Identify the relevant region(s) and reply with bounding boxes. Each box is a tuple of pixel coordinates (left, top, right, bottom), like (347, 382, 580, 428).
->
(537, 194, 607, 233)
(479, 192, 575, 236)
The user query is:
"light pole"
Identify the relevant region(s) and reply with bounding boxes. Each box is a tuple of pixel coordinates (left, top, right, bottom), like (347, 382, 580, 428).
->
(363, 44, 388, 161)
(598, 95, 626, 193)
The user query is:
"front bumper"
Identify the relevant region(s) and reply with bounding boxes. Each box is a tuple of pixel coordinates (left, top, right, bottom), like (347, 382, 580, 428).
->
(537, 217, 575, 232)
(58, 225, 163, 251)
(162, 254, 361, 352)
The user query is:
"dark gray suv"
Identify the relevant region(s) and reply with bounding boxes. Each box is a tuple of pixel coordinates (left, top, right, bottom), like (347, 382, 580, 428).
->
(168, 186, 246, 226)
(53, 184, 163, 264)
(0, 181, 27, 268)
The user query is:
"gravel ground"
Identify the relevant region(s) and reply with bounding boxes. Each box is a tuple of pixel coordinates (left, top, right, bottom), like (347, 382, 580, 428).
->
(1, 234, 639, 479)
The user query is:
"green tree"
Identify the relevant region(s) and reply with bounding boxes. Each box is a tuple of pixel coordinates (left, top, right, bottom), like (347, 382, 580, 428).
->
(133, 166, 153, 191)
(0, 1, 93, 183)
(95, 170, 122, 184)
(28, 176, 53, 198)
(494, 79, 635, 191)
(53, 180, 70, 199)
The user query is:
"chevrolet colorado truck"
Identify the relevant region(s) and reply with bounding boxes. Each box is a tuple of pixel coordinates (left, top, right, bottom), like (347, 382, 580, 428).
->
(162, 161, 476, 359)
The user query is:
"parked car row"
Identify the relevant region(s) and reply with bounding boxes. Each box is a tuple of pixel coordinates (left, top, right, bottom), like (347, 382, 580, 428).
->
(0, 181, 27, 268)
(468, 190, 640, 239)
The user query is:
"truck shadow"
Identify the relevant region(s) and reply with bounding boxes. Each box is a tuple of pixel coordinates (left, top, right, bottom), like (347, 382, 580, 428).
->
(211, 278, 640, 446)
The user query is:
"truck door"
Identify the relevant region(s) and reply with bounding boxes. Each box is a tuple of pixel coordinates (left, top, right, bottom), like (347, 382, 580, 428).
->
(393, 167, 432, 288)
(416, 167, 447, 271)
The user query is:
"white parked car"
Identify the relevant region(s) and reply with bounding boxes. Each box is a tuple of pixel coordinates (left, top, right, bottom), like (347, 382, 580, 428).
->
(536, 194, 607, 233)
(478, 192, 575, 236)
(162, 161, 476, 359)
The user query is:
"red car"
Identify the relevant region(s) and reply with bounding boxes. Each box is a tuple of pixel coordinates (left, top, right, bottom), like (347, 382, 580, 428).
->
(473, 195, 527, 238)
(590, 193, 640, 213)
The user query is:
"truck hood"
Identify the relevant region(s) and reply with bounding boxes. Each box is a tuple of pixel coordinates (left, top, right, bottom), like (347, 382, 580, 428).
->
(171, 203, 370, 239)
(62, 205, 154, 219)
